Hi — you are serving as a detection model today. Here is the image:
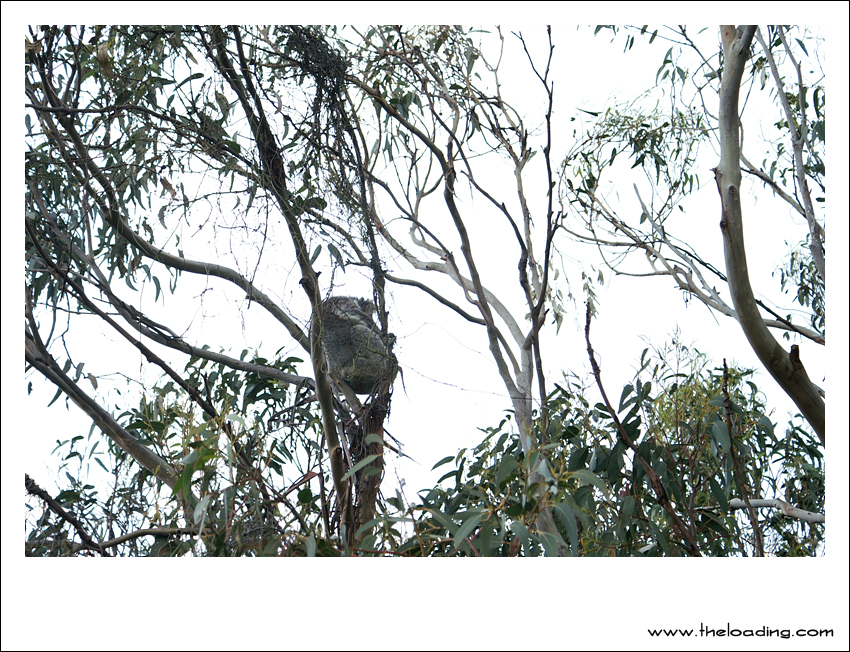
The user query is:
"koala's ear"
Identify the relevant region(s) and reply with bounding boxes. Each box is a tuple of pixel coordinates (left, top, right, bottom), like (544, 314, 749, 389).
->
(356, 297, 376, 314)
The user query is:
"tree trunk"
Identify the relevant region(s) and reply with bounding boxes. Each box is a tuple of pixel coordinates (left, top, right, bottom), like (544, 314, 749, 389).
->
(716, 25, 824, 445)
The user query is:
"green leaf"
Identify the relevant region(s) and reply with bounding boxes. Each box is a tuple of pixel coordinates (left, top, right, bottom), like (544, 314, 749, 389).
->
(709, 477, 728, 512)
(813, 87, 822, 118)
(648, 520, 669, 555)
(554, 503, 579, 556)
(327, 243, 345, 268)
(702, 511, 730, 537)
(342, 454, 379, 481)
(431, 456, 454, 471)
(227, 414, 247, 428)
(506, 503, 522, 517)
(427, 509, 458, 535)
(618, 384, 634, 412)
(570, 469, 610, 498)
(309, 244, 322, 264)
(454, 510, 486, 545)
(757, 415, 774, 437)
(437, 470, 457, 484)
(509, 522, 531, 555)
(567, 446, 588, 472)
(47, 386, 63, 408)
(181, 450, 199, 465)
(297, 487, 313, 503)
(175, 72, 204, 90)
(711, 420, 730, 451)
(495, 454, 518, 488)
(355, 517, 383, 542)
(193, 494, 211, 524)
(538, 531, 567, 557)
(261, 537, 282, 556)
(656, 47, 673, 84)
(621, 495, 635, 521)
(214, 91, 230, 120)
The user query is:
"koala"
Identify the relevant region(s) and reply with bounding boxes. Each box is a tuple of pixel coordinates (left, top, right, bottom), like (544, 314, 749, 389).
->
(314, 296, 398, 395)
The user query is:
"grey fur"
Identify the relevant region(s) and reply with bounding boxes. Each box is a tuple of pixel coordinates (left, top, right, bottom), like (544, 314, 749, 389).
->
(315, 296, 398, 395)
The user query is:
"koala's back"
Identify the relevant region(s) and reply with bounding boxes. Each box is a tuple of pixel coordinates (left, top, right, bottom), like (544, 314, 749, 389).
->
(316, 296, 397, 394)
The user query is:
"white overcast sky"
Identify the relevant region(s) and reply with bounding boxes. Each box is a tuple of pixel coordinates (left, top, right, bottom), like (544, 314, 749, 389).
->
(4, 6, 849, 651)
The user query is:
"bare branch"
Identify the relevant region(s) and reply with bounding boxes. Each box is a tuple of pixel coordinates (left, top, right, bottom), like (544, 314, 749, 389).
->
(726, 498, 824, 524)
(755, 27, 825, 283)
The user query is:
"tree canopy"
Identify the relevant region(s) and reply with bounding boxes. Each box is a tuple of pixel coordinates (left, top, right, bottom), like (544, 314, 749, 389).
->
(24, 25, 826, 562)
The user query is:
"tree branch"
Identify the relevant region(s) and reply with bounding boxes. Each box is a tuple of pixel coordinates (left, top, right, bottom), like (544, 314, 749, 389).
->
(755, 27, 825, 283)
(716, 25, 824, 444)
(25, 474, 108, 556)
(585, 304, 701, 557)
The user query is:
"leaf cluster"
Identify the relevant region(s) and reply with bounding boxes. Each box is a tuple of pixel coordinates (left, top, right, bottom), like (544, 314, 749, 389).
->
(364, 345, 824, 557)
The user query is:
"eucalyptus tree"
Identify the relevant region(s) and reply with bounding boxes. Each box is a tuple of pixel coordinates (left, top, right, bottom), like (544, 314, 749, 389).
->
(558, 25, 825, 443)
(25, 25, 825, 557)
(24, 24, 574, 555)
(25, 25, 395, 555)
